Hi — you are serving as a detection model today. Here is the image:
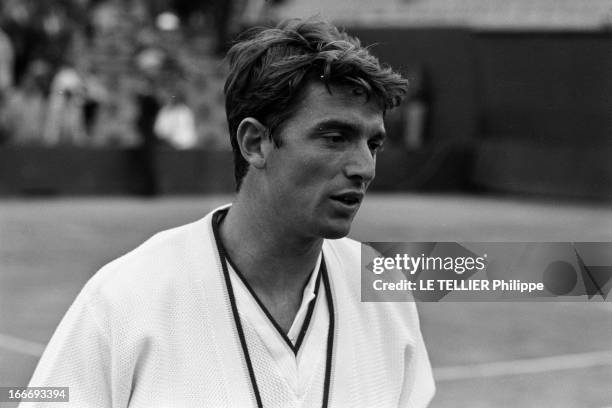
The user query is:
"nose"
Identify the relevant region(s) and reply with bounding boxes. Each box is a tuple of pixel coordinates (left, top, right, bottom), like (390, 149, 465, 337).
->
(344, 142, 376, 184)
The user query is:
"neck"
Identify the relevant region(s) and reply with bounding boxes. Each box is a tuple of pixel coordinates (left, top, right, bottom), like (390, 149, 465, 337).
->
(219, 191, 323, 295)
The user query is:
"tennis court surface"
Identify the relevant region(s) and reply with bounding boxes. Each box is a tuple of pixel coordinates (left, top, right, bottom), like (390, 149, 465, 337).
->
(1, 194, 611, 407)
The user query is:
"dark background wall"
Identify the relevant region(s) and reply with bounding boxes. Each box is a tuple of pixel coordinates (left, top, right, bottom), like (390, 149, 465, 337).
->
(353, 28, 478, 145)
(357, 28, 612, 199)
(471, 31, 612, 198)
(475, 31, 612, 146)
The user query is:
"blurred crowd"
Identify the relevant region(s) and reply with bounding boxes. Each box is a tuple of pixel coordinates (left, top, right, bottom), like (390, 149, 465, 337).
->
(0, 0, 430, 153)
(0, 0, 257, 150)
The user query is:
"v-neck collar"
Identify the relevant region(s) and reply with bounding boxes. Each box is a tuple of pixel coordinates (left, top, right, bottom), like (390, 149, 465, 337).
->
(211, 207, 335, 408)
(227, 255, 322, 355)
(212, 207, 323, 354)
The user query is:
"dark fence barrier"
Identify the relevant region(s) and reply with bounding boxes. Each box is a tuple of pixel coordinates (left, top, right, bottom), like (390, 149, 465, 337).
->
(0, 145, 472, 196)
(472, 139, 612, 199)
(0, 147, 237, 195)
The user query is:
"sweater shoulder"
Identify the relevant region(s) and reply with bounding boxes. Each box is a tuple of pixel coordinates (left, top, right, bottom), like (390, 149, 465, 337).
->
(82, 218, 207, 307)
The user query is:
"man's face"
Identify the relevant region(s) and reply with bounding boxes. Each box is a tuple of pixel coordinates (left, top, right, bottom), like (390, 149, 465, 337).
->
(261, 81, 386, 240)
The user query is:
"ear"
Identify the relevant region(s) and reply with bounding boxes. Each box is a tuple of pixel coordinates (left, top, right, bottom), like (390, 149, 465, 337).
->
(236, 117, 269, 169)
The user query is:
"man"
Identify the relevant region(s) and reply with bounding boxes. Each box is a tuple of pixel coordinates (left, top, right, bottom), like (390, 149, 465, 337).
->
(23, 18, 435, 407)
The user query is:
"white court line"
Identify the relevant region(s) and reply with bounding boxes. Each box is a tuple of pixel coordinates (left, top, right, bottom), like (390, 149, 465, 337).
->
(434, 349, 612, 382)
(0, 333, 45, 357)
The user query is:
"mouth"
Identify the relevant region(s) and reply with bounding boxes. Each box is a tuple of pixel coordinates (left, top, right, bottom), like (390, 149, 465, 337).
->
(330, 192, 364, 209)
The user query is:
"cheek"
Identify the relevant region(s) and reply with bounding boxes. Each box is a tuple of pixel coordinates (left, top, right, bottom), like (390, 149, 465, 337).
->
(288, 156, 337, 191)
(267, 144, 342, 196)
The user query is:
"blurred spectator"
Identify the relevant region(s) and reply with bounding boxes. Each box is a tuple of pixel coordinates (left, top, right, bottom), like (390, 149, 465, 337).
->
(0, 26, 14, 93)
(189, 64, 231, 150)
(92, 100, 139, 147)
(212, 0, 235, 54)
(0, 0, 237, 152)
(4, 1, 77, 83)
(0, 60, 48, 145)
(43, 64, 87, 145)
(82, 66, 109, 138)
(1, 1, 44, 86)
(0, 26, 14, 144)
(91, 0, 122, 35)
(385, 67, 431, 151)
(402, 68, 431, 150)
(154, 90, 197, 149)
(134, 75, 161, 195)
(238, 0, 275, 26)
(90, 77, 139, 147)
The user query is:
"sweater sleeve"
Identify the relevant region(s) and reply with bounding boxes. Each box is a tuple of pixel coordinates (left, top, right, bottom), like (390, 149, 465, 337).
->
(19, 288, 123, 408)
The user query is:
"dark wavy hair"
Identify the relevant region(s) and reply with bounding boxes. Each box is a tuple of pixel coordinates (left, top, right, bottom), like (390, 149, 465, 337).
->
(224, 18, 409, 189)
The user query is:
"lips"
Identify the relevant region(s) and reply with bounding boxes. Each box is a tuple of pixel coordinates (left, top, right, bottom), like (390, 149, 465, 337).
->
(330, 191, 364, 207)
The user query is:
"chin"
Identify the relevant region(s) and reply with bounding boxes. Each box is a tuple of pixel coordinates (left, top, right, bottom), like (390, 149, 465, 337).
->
(318, 222, 352, 240)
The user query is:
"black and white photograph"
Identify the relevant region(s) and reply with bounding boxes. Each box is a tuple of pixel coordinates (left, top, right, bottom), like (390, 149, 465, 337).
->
(0, 1, 611, 407)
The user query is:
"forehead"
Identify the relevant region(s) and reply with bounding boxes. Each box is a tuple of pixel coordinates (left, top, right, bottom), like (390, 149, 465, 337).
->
(290, 81, 385, 132)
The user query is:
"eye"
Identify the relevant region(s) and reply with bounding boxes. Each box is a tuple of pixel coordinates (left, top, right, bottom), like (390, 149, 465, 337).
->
(323, 133, 347, 144)
(368, 140, 385, 154)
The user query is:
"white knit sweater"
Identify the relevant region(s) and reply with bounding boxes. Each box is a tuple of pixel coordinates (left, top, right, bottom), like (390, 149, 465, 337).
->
(23, 206, 435, 408)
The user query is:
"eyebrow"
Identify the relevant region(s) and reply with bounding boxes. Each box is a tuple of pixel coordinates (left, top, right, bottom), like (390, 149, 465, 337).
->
(313, 119, 387, 140)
